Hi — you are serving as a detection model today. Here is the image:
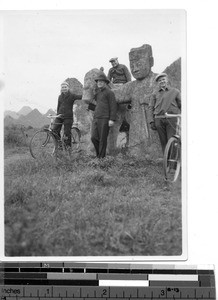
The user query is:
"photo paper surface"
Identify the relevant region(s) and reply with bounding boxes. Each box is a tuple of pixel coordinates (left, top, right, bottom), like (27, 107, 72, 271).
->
(1, 9, 186, 261)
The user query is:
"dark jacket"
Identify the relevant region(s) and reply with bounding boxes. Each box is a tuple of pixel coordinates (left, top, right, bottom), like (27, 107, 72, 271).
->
(94, 86, 117, 121)
(57, 91, 82, 118)
(107, 64, 131, 84)
(148, 86, 181, 123)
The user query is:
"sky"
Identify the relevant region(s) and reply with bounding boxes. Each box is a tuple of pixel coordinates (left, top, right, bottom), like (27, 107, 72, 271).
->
(0, 9, 185, 113)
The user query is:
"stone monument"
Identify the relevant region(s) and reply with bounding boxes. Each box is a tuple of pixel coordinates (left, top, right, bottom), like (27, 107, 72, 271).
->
(112, 44, 162, 158)
(82, 44, 181, 159)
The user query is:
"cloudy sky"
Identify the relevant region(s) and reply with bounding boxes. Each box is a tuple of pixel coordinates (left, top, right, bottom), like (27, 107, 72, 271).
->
(1, 9, 185, 113)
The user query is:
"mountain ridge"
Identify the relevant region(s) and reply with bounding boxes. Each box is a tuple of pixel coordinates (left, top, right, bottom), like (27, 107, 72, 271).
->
(4, 107, 56, 128)
(17, 106, 33, 116)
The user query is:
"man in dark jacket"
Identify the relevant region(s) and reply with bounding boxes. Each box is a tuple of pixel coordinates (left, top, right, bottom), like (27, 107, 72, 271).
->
(148, 73, 181, 153)
(107, 57, 131, 84)
(53, 81, 82, 148)
(107, 57, 131, 147)
(91, 73, 117, 158)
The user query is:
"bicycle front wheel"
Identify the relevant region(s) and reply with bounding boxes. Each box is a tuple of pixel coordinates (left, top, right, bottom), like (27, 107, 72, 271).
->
(163, 136, 181, 182)
(71, 127, 81, 151)
(29, 130, 58, 159)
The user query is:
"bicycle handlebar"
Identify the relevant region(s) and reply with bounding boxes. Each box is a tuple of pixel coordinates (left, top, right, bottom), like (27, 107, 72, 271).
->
(165, 113, 181, 118)
(47, 114, 63, 119)
(155, 113, 181, 119)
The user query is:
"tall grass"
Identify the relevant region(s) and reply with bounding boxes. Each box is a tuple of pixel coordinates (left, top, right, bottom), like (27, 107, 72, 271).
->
(4, 125, 29, 148)
(4, 151, 182, 257)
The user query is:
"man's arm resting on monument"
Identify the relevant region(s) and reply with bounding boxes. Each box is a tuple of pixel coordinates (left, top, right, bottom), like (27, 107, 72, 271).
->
(69, 92, 83, 100)
(123, 65, 132, 82)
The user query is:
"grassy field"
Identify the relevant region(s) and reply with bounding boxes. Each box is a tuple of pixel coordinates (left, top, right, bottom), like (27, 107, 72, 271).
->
(4, 126, 182, 257)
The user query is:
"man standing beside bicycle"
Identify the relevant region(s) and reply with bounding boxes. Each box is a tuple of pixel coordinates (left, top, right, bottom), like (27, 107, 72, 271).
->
(53, 81, 82, 149)
(148, 73, 181, 154)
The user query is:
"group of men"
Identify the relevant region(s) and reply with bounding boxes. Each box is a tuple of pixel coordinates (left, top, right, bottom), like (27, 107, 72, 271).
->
(54, 57, 181, 159)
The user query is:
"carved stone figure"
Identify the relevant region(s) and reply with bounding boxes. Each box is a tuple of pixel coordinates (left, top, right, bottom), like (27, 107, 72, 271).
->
(112, 44, 162, 158)
(82, 44, 180, 159)
(82, 69, 101, 153)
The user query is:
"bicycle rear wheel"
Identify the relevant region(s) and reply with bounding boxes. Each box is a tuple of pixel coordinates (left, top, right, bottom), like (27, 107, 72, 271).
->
(71, 127, 81, 151)
(29, 130, 58, 159)
(163, 136, 181, 182)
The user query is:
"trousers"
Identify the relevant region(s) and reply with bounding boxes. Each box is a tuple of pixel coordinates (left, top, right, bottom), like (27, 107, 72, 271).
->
(91, 118, 110, 158)
(154, 117, 177, 153)
(52, 117, 73, 147)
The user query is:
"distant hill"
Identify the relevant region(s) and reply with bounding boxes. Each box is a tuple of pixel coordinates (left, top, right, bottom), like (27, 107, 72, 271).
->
(16, 109, 49, 128)
(4, 107, 56, 129)
(163, 57, 181, 91)
(4, 115, 17, 127)
(44, 108, 56, 117)
(4, 106, 33, 120)
(17, 106, 33, 116)
(4, 110, 20, 119)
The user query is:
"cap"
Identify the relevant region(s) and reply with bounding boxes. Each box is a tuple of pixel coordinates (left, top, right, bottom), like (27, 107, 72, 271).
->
(61, 81, 69, 87)
(155, 73, 168, 82)
(109, 57, 118, 62)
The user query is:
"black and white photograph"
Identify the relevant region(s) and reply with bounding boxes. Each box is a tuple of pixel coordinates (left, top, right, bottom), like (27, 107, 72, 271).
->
(1, 9, 186, 259)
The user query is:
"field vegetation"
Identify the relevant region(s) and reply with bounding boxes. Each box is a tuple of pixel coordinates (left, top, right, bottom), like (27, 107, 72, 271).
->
(4, 125, 182, 257)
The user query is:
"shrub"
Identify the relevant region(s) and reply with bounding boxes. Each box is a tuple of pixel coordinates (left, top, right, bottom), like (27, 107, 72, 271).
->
(4, 126, 28, 147)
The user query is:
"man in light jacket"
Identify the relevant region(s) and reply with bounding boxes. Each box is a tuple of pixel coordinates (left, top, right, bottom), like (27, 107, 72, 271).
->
(148, 73, 181, 153)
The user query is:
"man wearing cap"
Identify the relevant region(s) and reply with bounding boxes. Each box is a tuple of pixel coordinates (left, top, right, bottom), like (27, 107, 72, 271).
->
(53, 81, 82, 149)
(148, 73, 181, 153)
(107, 57, 131, 85)
(91, 73, 117, 158)
(107, 57, 132, 150)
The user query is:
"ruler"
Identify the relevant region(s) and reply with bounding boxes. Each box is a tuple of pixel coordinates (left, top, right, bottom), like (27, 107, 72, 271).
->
(0, 262, 216, 299)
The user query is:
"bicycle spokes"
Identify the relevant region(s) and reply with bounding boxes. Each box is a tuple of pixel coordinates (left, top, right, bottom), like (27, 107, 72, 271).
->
(164, 137, 181, 182)
(29, 130, 57, 159)
(30, 125, 81, 160)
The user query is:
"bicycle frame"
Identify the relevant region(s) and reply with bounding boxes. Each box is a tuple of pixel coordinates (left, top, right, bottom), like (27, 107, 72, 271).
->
(163, 113, 181, 182)
(47, 114, 63, 130)
(46, 114, 68, 142)
(29, 114, 81, 159)
(47, 114, 81, 151)
(165, 112, 181, 137)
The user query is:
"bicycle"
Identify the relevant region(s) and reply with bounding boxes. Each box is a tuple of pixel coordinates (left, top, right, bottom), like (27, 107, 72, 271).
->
(29, 114, 81, 159)
(163, 113, 181, 182)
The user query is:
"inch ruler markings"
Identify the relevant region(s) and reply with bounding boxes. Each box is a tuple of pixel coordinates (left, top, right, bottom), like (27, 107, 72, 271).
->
(0, 262, 216, 299)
